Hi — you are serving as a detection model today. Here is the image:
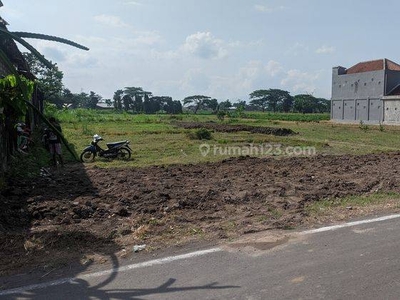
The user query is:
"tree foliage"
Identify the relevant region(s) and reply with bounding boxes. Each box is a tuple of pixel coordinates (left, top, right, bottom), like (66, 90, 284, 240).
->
(248, 89, 329, 113)
(183, 95, 211, 114)
(113, 89, 123, 110)
(218, 99, 232, 111)
(293, 94, 330, 113)
(120, 87, 149, 112)
(0, 74, 34, 118)
(249, 90, 269, 112)
(249, 89, 293, 112)
(22, 52, 64, 106)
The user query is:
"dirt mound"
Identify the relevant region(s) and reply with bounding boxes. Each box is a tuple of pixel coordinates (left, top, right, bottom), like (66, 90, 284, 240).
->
(2, 152, 400, 276)
(175, 122, 296, 136)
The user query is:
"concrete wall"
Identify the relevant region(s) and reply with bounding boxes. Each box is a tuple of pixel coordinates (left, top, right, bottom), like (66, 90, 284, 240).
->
(383, 98, 400, 123)
(343, 100, 355, 120)
(331, 100, 343, 120)
(331, 98, 382, 122)
(369, 99, 382, 121)
(332, 68, 385, 100)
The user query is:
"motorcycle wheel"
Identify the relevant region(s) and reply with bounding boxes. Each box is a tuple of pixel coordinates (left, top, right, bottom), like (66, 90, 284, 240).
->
(117, 147, 131, 160)
(80, 150, 95, 163)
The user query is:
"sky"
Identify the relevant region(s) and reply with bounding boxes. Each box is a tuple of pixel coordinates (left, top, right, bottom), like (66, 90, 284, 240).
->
(1, 0, 400, 102)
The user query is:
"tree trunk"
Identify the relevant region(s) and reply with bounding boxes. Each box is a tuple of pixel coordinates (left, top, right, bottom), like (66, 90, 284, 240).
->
(0, 106, 17, 177)
(0, 115, 7, 177)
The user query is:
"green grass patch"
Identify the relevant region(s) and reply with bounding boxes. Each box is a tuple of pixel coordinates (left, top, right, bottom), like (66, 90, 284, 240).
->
(58, 111, 400, 168)
(307, 192, 400, 216)
(11, 109, 400, 172)
(242, 112, 330, 122)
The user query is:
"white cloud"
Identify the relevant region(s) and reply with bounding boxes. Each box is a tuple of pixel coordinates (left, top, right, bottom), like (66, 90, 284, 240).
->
(29, 40, 99, 69)
(239, 60, 264, 78)
(180, 69, 211, 94)
(247, 39, 266, 47)
(265, 60, 283, 77)
(123, 1, 142, 5)
(93, 14, 130, 28)
(281, 69, 321, 94)
(178, 60, 281, 100)
(182, 32, 228, 60)
(173, 61, 266, 100)
(254, 4, 286, 13)
(76, 35, 107, 44)
(286, 42, 309, 56)
(316, 45, 335, 54)
(76, 31, 162, 55)
(237, 61, 265, 90)
(132, 31, 162, 45)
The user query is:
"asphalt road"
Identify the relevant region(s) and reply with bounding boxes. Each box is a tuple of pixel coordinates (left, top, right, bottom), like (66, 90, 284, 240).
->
(2, 214, 400, 300)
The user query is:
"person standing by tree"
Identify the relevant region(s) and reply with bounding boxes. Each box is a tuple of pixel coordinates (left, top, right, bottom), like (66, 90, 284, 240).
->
(46, 117, 64, 167)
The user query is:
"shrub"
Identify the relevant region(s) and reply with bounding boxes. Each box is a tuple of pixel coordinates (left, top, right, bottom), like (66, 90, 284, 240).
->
(217, 111, 226, 121)
(359, 120, 369, 131)
(187, 128, 213, 140)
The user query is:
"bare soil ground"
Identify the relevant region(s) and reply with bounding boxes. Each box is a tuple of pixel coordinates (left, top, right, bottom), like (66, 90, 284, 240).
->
(2, 152, 400, 278)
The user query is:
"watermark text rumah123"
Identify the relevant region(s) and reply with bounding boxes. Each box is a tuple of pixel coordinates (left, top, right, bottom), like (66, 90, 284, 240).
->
(199, 143, 316, 157)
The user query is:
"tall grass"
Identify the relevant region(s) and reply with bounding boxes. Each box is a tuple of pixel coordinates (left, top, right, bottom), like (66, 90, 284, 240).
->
(242, 112, 330, 122)
(54, 109, 219, 124)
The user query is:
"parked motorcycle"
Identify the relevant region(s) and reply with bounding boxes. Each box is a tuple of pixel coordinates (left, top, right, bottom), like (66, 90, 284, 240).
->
(80, 134, 132, 162)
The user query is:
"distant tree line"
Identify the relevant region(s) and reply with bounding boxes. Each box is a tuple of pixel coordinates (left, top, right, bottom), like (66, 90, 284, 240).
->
(113, 87, 182, 114)
(24, 52, 330, 115)
(248, 89, 330, 114)
(181, 90, 330, 114)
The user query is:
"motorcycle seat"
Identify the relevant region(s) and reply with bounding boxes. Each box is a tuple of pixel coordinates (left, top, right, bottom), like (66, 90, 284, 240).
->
(106, 141, 127, 148)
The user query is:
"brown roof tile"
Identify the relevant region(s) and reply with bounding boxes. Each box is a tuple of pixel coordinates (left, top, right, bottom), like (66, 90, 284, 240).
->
(346, 59, 400, 74)
(386, 59, 400, 71)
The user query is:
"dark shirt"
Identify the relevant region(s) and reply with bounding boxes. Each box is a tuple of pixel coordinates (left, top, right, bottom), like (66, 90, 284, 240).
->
(48, 123, 62, 144)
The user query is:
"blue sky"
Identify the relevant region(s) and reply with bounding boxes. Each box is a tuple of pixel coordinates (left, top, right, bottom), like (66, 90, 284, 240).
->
(1, 0, 399, 102)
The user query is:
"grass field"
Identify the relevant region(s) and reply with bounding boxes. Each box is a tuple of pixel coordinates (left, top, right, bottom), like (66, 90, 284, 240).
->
(45, 109, 400, 169)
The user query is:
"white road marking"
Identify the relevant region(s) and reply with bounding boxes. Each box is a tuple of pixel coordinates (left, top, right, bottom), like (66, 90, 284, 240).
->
(300, 214, 400, 235)
(2, 213, 400, 295)
(0, 248, 222, 296)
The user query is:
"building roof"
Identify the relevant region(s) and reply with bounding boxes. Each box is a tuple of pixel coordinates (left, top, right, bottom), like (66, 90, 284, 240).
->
(0, 23, 32, 78)
(346, 59, 400, 74)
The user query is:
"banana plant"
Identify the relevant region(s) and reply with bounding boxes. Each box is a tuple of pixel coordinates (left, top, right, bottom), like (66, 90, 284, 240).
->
(0, 25, 89, 161)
